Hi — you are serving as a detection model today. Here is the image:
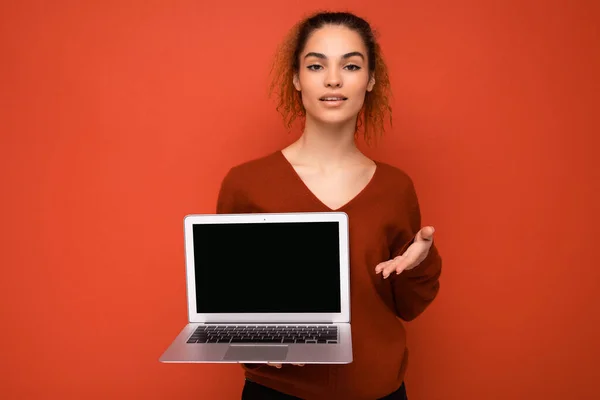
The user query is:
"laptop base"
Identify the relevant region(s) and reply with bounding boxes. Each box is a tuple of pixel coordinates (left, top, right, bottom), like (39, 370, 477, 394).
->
(159, 323, 353, 364)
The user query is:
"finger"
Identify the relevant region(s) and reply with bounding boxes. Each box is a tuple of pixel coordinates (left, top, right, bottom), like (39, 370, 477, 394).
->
(394, 255, 419, 274)
(267, 363, 282, 368)
(375, 259, 395, 274)
(385, 251, 419, 278)
(381, 256, 408, 279)
(294, 363, 305, 366)
(380, 259, 401, 278)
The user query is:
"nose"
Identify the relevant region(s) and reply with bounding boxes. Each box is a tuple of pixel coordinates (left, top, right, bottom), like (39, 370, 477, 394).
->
(325, 68, 342, 88)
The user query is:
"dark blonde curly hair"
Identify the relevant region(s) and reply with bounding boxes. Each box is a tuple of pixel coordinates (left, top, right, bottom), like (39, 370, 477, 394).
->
(269, 11, 393, 145)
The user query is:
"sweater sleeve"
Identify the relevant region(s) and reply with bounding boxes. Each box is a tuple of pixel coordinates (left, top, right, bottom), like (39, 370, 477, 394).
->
(389, 178, 442, 321)
(216, 167, 243, 214)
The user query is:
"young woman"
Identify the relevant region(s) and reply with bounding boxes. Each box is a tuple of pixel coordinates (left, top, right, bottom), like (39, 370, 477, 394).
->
(216, 11, 442, 400)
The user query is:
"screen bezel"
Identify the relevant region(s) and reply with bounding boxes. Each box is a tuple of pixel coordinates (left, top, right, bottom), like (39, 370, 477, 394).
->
(183, 212, 350, 323)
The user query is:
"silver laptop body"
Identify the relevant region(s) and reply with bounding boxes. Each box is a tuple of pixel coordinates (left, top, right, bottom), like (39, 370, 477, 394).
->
(159, 212, 353, 364)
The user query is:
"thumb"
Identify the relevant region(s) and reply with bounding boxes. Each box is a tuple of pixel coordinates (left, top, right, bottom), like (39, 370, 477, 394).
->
(417, 226, 435, 241)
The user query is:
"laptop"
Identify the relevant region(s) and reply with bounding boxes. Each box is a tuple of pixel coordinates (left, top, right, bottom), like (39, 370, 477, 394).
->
(159, 212, 353, 364)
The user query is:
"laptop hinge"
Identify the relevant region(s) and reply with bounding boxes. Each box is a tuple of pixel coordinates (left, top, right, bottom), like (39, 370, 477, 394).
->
(201, 321, 336, 325)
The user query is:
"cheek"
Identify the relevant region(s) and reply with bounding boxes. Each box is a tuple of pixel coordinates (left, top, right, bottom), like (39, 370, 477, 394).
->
(298, 74, 319, 95)
(348, 74, 371, 93)
(299, 84, 321, 108)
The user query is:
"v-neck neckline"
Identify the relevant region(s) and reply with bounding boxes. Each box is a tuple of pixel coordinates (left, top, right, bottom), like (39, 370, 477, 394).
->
(277, 150, 380, 212)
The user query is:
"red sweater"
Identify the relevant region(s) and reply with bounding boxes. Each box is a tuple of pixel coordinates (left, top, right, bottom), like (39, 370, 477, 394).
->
(216, 150, 442, 400)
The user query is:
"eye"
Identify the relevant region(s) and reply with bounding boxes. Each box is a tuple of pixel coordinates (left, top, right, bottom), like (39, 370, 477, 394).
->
(345, 64, 361, 71)
(307, 64, 323, 71)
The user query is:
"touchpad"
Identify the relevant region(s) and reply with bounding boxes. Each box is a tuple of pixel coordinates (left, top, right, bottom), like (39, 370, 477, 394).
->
(222, 346, 288, 361)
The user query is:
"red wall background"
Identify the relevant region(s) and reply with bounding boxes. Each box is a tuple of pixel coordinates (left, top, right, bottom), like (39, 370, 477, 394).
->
(2, 1, 599, 399)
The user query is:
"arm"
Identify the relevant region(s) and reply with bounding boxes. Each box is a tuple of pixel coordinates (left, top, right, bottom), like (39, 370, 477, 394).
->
(389, 180, 442, 321)
(216, 167, 243, 214)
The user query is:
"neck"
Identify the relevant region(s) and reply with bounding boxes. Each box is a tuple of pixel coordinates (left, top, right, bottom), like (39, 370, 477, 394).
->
(292, 115, 362, 168)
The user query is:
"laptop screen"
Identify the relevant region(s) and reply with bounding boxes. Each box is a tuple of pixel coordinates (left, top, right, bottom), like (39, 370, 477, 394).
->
(192, 221, 342, 313)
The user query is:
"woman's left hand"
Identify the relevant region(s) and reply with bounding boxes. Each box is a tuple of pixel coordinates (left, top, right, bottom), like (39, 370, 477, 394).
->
(375, 226, 435, 279)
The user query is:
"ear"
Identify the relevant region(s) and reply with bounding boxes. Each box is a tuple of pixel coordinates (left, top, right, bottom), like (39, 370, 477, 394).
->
(367, 74, 376, 92)
(293, 73, 301, 91)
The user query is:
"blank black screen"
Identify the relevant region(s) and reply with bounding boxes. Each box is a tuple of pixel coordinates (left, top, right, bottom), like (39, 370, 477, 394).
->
(192, 221, 341, 313)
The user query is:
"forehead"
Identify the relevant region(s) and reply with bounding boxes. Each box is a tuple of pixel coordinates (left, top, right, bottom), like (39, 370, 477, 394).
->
(301, 25, 367, 57)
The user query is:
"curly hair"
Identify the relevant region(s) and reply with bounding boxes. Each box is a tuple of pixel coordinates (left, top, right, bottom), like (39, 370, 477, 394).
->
(268, 11, 393, 145)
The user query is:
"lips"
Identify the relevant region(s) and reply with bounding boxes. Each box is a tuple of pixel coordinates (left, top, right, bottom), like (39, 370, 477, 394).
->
(319, 94, 348, 101)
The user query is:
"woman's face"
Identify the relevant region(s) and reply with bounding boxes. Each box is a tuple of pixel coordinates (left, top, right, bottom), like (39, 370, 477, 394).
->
(294, 25, 375, 127)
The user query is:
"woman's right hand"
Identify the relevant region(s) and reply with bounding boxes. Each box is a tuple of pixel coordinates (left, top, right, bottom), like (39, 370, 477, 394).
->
(267, 362, 304, 368)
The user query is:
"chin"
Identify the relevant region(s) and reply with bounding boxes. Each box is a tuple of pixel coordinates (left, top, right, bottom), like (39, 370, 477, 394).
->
(321, 117, 358, 129)
(309, 110, 358, 126)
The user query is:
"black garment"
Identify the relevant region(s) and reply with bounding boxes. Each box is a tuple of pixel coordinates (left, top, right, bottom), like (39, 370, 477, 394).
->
(241, 379, 408, 400)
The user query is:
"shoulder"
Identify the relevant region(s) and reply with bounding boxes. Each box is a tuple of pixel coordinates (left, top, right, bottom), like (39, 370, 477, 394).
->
(370, 161, 421, 224)
(216, 151, 283, 213)
(223, 151, 280, 179)
(233, 150, 281, 172)
(219, 151, 284, 194)
(374, 160, 417, 196)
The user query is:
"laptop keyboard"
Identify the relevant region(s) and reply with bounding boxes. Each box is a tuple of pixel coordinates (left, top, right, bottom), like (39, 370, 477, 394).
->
(187, 325, 338, 344)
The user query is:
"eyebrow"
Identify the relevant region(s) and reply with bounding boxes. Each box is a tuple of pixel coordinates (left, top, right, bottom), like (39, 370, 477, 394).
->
(304, 51, 365, 60)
